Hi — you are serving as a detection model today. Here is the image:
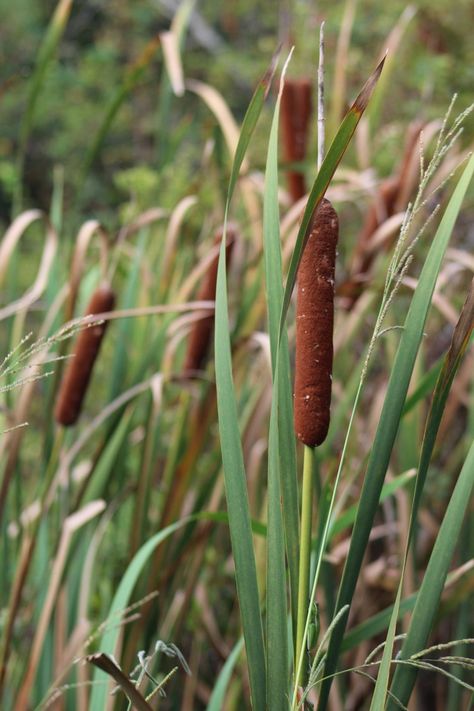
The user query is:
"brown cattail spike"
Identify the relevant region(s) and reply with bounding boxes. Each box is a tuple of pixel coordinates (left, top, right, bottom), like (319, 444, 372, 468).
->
(294, 199, 338, 447)
(281, 78, 313, 203)
(55, 284, 116, 426)
(184, 226, 236, 374)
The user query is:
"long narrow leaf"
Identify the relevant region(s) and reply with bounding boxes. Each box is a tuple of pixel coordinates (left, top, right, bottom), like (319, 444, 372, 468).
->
(262, 57, 298, 707)
(263, 64, 300, 638)
(214, 59, 278, 709)
(411, 277, 474, 521)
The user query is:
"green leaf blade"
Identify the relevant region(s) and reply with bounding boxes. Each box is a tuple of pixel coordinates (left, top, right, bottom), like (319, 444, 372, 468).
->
(214, 63, 276, 710)
(262, 65, 299, 697)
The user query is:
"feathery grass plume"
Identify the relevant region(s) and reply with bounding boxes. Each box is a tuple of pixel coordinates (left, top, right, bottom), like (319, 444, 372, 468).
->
(54, 284, 116, 426)
(281, 78, 313, 203)
(294, 198, 339, 447)
(183, 225, 236, 374)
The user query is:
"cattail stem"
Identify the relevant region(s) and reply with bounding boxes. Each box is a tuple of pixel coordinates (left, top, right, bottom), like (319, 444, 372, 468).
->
(295, 444, 315, 690)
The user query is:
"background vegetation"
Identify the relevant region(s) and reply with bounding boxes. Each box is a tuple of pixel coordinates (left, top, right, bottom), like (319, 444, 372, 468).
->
(0, 1, 473, 709)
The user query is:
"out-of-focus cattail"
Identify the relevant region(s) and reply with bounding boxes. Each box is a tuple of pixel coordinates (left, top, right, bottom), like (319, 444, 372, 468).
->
(350, 120, 424, 281)
(55, 284, 116, 426)
(294, 199, 338, 447)
(281, 78, 313, 204)
(184, 226, 236, 374)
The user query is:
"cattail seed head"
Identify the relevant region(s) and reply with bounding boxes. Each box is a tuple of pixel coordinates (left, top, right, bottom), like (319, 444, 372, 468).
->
(294, 199, 338, 447)
(183, 226, 236, 374)
(281, 78, 313, 204)
(55, 284, 116, 426)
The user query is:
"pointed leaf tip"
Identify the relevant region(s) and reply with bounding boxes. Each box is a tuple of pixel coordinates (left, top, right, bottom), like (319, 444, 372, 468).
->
(262, 44, 282, 99)
(447, 277, 474, 370)
(352, 54, 387, 114)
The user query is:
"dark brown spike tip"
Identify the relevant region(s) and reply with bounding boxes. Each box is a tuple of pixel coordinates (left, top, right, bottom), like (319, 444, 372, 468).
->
(352, 53, 387, 115)
(55, 284, 116, 427)
(294, 199, 339, 447)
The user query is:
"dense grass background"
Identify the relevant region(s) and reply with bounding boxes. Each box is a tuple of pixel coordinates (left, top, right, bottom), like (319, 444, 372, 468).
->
(0, 1, 473, 709)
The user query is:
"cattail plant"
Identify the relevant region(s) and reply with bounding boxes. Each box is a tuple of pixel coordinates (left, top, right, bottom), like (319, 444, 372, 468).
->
(54, 283, 115, 426)
(183, 226, 236, 374)
(281, 78, 313, 203)
(294, 196, 339, 691)
(293, 25, 340, 691)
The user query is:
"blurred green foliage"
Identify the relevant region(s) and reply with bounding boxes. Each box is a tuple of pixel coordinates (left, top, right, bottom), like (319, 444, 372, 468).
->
(0, 0, 472, 228)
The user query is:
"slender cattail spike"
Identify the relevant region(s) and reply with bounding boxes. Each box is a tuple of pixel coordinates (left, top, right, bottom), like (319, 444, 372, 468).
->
(294, 198, 338, 447)
(55, 284, 116, 426)
(281, 78, 313, 203)
(184, 226, 236, 374)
